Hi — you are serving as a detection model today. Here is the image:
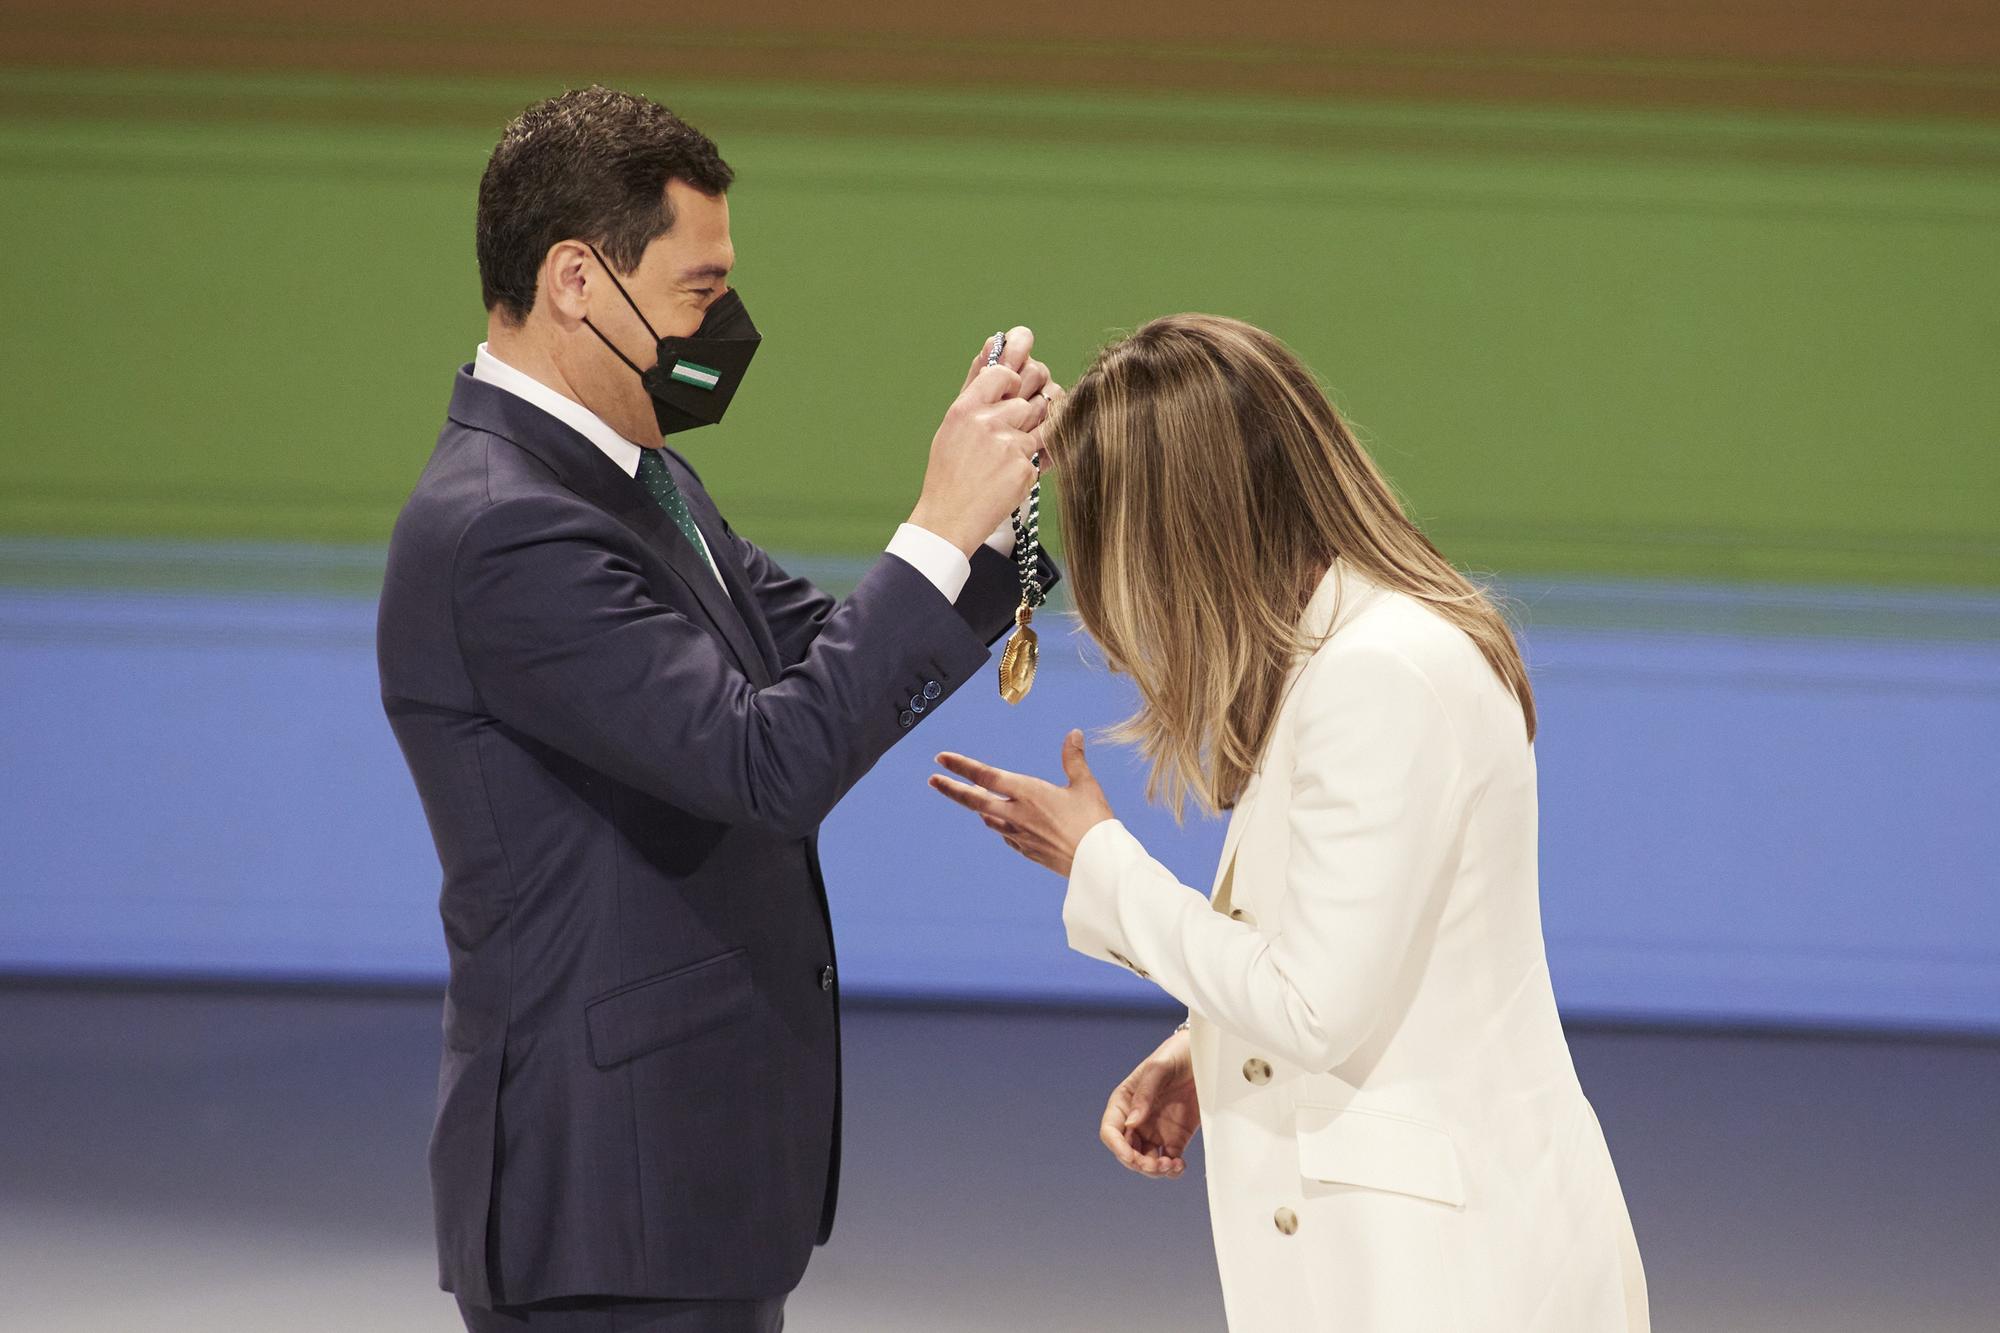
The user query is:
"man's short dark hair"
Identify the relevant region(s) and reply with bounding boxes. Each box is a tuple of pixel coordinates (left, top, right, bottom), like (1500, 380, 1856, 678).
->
(476, 86, 734, 324)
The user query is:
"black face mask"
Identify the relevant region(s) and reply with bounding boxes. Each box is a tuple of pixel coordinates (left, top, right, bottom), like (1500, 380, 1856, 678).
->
(583, 243, 761, 436)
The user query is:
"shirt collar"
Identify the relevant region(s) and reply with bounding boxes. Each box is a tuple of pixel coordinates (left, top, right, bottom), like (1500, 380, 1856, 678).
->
(472, 342, 644, 478)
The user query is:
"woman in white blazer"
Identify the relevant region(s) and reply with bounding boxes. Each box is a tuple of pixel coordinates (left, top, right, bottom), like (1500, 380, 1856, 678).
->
(931, 315, 1648, 1331)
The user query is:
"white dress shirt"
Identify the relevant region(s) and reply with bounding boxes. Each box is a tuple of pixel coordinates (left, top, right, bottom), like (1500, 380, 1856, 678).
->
(471, 343, 1014, 606)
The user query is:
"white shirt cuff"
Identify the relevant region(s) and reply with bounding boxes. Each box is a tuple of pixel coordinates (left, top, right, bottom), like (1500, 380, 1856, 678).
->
(888, 522, 974, 604)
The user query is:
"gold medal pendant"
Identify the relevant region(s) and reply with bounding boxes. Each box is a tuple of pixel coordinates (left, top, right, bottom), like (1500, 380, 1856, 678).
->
(984, 328, 1046, 706)
(998, 602, 1039, 704)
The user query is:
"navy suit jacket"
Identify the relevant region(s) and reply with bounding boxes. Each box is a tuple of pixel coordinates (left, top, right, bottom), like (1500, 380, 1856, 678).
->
(376, 369, 1058, 1306)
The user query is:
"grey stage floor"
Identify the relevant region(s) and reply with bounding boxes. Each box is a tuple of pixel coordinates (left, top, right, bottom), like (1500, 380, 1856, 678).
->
(0, 984, 1995, 1332)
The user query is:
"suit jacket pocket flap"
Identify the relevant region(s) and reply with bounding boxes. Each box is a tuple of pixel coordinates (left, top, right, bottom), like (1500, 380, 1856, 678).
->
(584, 947, 751, 1069)
(1295, 1103, 1466, 1208)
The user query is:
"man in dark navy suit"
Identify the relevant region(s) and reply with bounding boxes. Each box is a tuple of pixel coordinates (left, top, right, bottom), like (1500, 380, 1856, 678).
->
(376, 86, 1059, 1332)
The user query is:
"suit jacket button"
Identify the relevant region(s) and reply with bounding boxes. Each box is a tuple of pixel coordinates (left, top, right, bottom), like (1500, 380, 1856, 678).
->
(910, 693, 926, 713)
(923, 680, 941, 700)
(1274, 1206, 1299, 1235)
(898, 709, 915, 729)
(1242, 1057, 1272, 1085)
(819, 965, 836, 992)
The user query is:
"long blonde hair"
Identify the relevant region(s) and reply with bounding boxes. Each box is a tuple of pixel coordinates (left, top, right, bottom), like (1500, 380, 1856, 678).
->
(1046, 314, 1535, 821)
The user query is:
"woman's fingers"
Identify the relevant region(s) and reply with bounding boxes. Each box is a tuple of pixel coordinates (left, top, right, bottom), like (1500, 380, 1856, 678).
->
(929, 776, 1046, 843)
(1128, 1133, 1182, 1177)
(930, 775, 1055, 868)
(935, 751, 1028, 799)
(1059, 728, 1095, 786)
(931, 755, 1070, 874)
(1100, 1089, 1144, 1169)
(1102, 1081, 1189, 1178)
(927, 772, 1010, 818)
(1101, 1125, 1147, 1172)
(1131, 1130, 1185, 1177)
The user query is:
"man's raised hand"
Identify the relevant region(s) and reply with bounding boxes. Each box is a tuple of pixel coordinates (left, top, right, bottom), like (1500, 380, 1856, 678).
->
(911, 331, 1051, 555)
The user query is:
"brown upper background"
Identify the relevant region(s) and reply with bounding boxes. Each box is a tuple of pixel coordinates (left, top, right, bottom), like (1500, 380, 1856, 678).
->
(5, 0, 1999, 120)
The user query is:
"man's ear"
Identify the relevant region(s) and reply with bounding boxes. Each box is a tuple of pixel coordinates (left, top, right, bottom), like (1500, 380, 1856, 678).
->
(540, 240, 595, 327)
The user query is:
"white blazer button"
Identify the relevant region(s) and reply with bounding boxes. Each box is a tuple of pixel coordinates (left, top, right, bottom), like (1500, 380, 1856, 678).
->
(1274, 1207, 1299, 1235)
(1242, 1057, 1272, 1085)
(1109, 949, 1148, 977)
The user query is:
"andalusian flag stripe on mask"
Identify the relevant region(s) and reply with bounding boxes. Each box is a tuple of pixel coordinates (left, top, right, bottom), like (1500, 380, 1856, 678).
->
(668, 360, 722, 391)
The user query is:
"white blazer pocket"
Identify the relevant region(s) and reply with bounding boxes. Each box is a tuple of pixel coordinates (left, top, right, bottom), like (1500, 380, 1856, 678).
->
(1296, 1103, 1467, 1209)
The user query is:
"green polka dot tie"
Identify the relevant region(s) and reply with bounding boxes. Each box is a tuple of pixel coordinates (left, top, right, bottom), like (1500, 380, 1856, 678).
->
(636, 447, 718, 579)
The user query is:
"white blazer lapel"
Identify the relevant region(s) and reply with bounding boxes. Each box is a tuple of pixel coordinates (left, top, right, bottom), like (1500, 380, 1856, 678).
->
(1211, 776, 1261, 896)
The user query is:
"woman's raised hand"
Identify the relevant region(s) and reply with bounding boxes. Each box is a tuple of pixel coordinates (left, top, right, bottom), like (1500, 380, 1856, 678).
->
(929, 729, 1114, 877)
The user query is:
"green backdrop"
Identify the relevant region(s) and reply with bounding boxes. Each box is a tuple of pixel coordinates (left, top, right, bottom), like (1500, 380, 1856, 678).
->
(3, 69, 1996, 586)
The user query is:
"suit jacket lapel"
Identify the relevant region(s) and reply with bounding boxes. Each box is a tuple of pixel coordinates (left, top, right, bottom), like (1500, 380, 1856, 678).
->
(446, 369, 773, 689)
(607, 475, 774, 690)
(657, 449, 784, 683)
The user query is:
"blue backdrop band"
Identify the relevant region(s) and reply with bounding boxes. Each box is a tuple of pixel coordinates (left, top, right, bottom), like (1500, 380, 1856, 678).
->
(2, 554, 1995, 1034)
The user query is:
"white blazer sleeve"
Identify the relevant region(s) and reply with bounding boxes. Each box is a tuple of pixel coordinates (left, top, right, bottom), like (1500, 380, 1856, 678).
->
(1062, 642, 1468, 1071)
